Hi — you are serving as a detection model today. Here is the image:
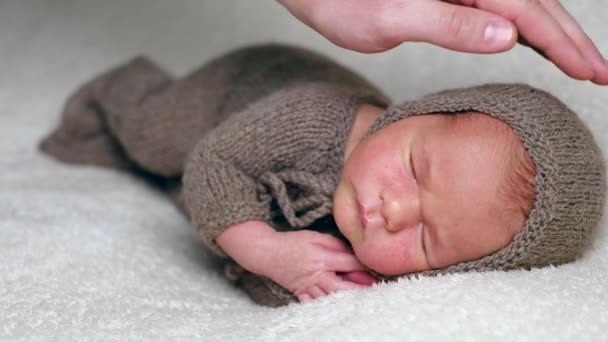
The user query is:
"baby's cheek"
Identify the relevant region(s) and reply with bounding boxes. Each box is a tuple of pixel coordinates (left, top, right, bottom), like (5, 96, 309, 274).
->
(357, 230, 424, 275)
(390, 232, 424, 270)
(333, 182, 360, 241)
(353, 238, 391, 272)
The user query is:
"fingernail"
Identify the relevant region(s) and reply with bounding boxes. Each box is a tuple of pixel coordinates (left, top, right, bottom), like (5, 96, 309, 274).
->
(484, 21, 514, 48)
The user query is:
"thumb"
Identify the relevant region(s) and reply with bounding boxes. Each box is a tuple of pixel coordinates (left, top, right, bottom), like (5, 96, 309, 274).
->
(400, 0, 517, 53)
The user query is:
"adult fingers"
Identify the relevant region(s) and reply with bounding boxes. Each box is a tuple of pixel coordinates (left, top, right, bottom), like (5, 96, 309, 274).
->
(392, 0, 517, 53)
(518, 36, 547, 59)
(475, 0, 593, 81)
(279, 0, 517, 53)
(539, 0, 608, 84)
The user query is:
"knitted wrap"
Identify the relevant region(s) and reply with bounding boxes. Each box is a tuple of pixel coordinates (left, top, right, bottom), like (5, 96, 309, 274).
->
(365, 84, 607, 279)
(39, 43, 606, 306)
(39, 44, 391, 307)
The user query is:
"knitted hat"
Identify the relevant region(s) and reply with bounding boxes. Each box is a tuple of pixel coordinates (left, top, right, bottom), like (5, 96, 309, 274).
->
(365, 84, 606, 279)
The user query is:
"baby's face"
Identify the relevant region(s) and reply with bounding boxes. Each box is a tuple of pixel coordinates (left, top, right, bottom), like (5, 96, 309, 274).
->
(334, 112, 525, 275)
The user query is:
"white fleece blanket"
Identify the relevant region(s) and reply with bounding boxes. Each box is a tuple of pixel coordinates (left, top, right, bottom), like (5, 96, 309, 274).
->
(1, 1, 607, 341)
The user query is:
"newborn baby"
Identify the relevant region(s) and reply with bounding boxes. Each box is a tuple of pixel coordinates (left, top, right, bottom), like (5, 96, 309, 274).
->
(39, 44, 606, 307)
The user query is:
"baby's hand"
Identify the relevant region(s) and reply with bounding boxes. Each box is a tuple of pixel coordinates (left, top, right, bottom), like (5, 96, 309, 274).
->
(264, 230, 378, 303)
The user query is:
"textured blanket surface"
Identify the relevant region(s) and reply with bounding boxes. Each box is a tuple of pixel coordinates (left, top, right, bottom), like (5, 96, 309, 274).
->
(1, 1, 607, 341)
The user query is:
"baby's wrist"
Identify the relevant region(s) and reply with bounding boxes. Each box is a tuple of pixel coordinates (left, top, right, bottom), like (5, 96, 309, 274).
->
(215, 220, 283, 276)
(250, 229, 287, 278)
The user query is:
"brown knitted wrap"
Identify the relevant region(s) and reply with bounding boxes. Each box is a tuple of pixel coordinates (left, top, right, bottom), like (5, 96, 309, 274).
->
(365, 84, 606, 280)
(39, 44, 390, 307)
(39, 43, 606, 307)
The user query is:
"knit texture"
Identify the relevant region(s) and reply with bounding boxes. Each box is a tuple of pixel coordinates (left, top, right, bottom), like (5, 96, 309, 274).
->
(39, 43, 389, 307)
(180, 81, 387, 307)
(181, 82, 384, 255)
(366, 84, 607, 280)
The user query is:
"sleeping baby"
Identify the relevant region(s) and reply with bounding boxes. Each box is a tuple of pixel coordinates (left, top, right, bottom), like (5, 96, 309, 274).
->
(39, 44, 606, 307)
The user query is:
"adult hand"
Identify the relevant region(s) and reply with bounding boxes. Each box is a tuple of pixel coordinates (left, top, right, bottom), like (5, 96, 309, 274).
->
(278, 0, 608, 85)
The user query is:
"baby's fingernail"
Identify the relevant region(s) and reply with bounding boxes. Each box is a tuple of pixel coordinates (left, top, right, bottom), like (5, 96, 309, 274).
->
(484, 21, 514, 48)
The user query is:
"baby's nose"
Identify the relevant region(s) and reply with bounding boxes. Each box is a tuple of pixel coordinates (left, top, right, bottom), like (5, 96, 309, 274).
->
(382, 191, 421, 232)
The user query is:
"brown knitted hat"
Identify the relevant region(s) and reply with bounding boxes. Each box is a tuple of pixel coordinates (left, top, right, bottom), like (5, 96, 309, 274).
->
(365, 84, 606, 279)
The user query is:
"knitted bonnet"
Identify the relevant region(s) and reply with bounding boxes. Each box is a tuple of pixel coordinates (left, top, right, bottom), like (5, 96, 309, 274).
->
(365, 84, 606, 279)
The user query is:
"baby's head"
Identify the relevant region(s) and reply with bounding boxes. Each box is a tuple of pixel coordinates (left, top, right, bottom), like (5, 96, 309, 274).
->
(334, 84, 606, 278)
(335, 111, 534, 275)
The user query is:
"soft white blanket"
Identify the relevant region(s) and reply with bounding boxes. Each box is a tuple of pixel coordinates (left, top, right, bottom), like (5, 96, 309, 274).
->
(1, 1, 607, 341)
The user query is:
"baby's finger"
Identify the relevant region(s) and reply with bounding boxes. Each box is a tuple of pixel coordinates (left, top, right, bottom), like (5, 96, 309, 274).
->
(314, 233, 352, 253)
(478, 0, 593, 81)
(539, 0, 608, 85)
(298, 293, 312, 303)
(308, 285, 328, 300)
(318, 272, 369, 294)
(339, 271, 380, 286)
(326, 252, 367, 272)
